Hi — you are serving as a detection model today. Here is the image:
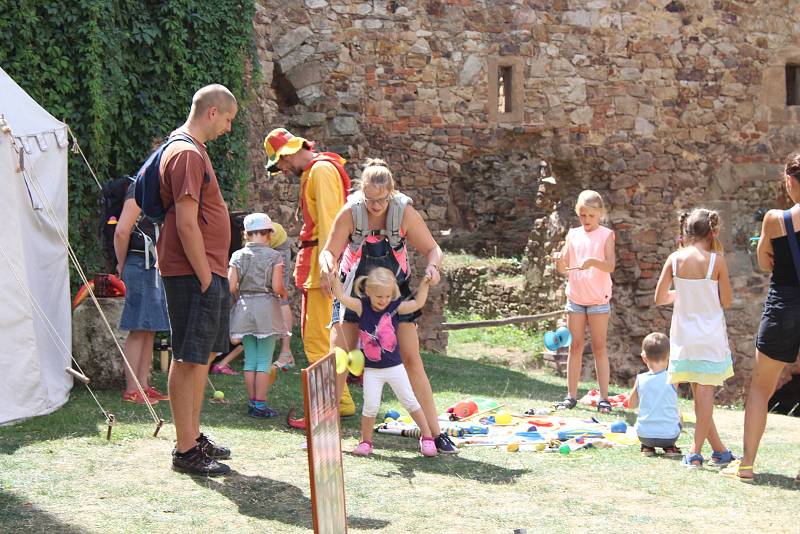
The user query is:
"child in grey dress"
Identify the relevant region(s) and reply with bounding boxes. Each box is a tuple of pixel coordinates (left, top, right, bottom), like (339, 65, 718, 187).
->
(228, 213, 288, 418)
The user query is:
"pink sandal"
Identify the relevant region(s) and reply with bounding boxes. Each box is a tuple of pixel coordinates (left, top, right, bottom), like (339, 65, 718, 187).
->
(210, 364, 239, 376)
(353, 441, 373, 456)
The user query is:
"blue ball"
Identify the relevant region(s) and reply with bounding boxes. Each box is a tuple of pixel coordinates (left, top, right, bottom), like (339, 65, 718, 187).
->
(527, 425, 537, 432)
(384, 410, 400, 420)
(610, 420, 627, 433)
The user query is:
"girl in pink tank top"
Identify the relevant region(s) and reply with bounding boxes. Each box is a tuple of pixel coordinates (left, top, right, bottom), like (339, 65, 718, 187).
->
(553, 190, 616, 413)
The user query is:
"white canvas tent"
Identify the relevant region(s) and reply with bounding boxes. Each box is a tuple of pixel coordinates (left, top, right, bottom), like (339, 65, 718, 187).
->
(0, 66, 71, 425)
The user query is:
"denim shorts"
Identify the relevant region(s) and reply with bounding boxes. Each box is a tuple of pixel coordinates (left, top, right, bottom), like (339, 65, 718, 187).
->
(755, 286, 800, 364)
(163, 273, 230, 364)
(565, 300, 611, 315)
(119, 252, 170, 332)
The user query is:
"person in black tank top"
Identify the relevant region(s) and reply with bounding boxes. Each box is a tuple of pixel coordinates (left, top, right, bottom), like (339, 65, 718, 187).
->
(722, 152, 800, 482)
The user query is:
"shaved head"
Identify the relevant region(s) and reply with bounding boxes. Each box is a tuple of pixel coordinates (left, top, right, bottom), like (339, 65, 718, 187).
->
(190, 84, 237, 117)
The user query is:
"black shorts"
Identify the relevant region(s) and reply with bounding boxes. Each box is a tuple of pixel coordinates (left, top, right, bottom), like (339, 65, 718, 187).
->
(163, 273, 230, 364)
(755, 286, 800, 364)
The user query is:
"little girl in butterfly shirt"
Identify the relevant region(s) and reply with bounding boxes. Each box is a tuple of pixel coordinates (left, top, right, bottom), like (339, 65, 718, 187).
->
(331, 267, 437, 457)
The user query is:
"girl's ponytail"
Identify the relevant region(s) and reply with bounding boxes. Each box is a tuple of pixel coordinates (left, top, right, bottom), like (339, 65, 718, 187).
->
(678, 212, 689, 248)
(708, 211, 724, 254)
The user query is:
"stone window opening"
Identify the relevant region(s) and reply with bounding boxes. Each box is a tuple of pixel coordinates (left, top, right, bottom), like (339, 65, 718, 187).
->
(272, 63, 300, 111)
(488, 56, 524, 123)
(786, 64, 800, 106)
(498, 66, 513, 114)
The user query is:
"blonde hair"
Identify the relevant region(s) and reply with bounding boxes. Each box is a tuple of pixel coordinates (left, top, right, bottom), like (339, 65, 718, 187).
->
(357, 158, 397, 196)
(354, 267, 400, 300)
(679, 208, 723, 253)
(575, 190, 605, 216)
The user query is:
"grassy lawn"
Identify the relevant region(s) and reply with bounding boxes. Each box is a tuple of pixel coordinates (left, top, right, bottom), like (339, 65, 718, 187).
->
(2, 329, 799, 534)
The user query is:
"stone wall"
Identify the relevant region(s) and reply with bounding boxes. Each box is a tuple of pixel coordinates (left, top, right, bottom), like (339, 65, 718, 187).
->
(445, 258, 531, 319)
(245, 1, 800, 397)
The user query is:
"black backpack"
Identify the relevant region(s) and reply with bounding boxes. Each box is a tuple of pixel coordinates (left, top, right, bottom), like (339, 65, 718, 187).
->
(99, 176, 153, 271)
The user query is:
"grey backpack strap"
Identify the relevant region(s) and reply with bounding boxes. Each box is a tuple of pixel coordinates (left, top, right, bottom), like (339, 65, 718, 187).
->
(347, 191, 370, 249)
(385, 192, 412, 249)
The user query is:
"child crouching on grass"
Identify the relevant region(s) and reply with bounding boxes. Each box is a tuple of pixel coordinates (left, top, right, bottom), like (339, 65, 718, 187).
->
(628, 332, 682, 457)
(331, 267, 437, 457)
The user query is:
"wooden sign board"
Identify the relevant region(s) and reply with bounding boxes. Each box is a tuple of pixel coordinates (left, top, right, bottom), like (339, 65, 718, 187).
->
(302, 351, 347, 534)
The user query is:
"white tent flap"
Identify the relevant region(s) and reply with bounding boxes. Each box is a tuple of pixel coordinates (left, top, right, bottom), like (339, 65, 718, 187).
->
(0, 66, 71, 425)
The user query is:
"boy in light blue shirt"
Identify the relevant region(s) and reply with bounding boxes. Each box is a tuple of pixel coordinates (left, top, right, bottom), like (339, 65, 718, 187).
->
(628, 332, 682, 456)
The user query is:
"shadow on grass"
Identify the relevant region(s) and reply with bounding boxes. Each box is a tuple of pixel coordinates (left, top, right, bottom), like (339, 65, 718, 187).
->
(748, 473, 800, 490)
(0, 490, 88, 533)
(0, 345, 605, 455)
(366, 451, 528, 485)
(192, 471, 390, 530)
(0, 388, 168, 455)
(424, 351, 566, 402)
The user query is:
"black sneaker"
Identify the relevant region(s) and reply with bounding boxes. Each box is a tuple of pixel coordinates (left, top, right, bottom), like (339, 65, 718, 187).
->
(434, 432, 459, 454)
(196, 433, 231, 460)
(172, 446, 230, 476)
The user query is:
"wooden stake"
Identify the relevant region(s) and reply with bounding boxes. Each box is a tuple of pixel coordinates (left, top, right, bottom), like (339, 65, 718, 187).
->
(153, 418, 165, 437)
(65, 367, 90, 384)
(106, 414, 116, 441)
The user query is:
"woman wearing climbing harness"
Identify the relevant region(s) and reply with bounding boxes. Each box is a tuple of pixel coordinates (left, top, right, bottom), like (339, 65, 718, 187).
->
(320, 158, 458, 454)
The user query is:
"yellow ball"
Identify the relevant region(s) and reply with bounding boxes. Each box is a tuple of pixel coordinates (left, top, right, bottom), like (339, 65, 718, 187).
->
(495, 412, 512, 425)
(398, 415, 412, 424)
(213, 391, 224, 399)
(384, 417, 396, 423)
(507, 443, 519, 452)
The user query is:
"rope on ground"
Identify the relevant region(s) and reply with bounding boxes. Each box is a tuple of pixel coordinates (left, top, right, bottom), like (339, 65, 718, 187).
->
(441, 309, 563, 330)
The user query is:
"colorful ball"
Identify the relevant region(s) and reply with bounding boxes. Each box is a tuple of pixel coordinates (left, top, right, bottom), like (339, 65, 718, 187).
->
(610, 420, 627, 433)
(213, 390, 224, 399)
(495, 412, 513, 425)
(384, 410, 400, 420)
(452, 401, 478, 419)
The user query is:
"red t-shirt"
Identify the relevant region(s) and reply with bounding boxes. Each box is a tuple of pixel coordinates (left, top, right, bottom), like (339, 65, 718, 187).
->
(156, 130, 231, 277)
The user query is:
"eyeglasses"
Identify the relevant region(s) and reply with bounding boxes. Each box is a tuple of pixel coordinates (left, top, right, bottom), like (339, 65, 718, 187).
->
(364, 195, 390, 206)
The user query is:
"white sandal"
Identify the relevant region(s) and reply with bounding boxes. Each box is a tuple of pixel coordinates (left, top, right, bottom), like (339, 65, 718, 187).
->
(274, 352, 295, 370)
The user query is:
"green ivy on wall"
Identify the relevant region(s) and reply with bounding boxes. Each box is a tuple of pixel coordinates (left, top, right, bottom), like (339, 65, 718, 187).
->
(0, 0, 256, 282)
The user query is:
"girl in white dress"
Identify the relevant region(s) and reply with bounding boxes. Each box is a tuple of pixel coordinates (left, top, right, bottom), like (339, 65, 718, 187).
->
(654, 208, 735, 468)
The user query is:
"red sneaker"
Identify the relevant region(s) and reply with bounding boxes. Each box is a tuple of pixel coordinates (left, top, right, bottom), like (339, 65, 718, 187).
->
(122, 391, 157, 405)
(146, 387, 169, 401)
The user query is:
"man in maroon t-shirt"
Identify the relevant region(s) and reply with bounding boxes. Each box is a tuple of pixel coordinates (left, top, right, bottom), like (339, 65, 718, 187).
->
(157, 84, 236, 476)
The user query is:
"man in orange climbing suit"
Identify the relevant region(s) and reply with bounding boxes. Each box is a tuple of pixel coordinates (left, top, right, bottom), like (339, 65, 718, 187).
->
(264, 127, 355, 416)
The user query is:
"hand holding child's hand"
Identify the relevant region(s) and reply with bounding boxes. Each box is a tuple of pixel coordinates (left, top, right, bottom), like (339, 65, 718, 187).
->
(424, 264, 440, 286)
